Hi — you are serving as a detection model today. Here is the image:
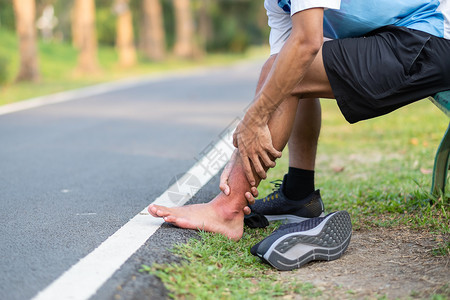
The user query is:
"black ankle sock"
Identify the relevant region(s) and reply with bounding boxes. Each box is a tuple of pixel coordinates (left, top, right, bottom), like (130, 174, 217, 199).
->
(283, 167, 315, 201)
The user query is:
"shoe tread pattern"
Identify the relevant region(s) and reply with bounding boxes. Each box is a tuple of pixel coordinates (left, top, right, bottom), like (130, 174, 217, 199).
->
(266, 211, 352, 271)
(275, 211, 352, 253)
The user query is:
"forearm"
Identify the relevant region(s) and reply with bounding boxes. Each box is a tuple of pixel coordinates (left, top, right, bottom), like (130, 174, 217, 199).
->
(245, 8, 324, 124)
(260, 39, 319, 112)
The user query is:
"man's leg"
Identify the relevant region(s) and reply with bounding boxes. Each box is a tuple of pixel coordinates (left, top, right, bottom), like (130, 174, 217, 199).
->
(289, 99, 321, 171)
(245, 99, 322, 224)
(283, 45, 333, 201)
(247, 52, 327, 222)
(148, 48, 333, 240)
(281, 99, 321, 201)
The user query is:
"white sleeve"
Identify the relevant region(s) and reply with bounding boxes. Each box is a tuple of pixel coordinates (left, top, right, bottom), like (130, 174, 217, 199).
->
(290, 0, 341, 16)
(265, 0, 340, 55)
(265, 0, 292, 55)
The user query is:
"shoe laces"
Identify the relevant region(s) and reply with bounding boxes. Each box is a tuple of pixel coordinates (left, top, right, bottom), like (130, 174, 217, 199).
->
(263, 179, 283, 202)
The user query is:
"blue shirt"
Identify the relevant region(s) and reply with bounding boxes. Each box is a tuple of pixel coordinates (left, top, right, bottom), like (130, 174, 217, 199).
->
(277, 0, 450, 40)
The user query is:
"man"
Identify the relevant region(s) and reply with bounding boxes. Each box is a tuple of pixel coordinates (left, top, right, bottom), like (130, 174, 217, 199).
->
(149, 0, 450, 242)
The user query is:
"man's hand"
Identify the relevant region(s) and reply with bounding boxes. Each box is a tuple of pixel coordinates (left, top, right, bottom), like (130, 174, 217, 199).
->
(219, 149, 258, 204)
(233, 115, 281, 186)
(219, 149, 237, 196)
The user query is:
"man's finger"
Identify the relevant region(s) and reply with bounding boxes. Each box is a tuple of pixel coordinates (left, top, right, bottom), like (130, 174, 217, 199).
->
(219, 182, 230, 196)
(243, 206, 252, 215)
(219, 169, 228, 184)
(251, 155, 267, 180)
(245, 191, 255, 205)
(260, 151, 276, 168)
(268, 146, 282, 159)
(233, 137, 238, 148)
(242, 157, 256, 186)
(219, 161, 233, 195)
(250, 186, 259, 197)
(219, 175, 228, 195)
(232, 131, 239, 148)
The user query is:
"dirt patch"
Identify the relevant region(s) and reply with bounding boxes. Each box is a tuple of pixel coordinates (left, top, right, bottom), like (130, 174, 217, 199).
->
(282, 227, 449, 299)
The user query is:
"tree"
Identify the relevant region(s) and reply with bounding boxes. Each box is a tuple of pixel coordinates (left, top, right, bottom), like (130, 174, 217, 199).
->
(12, 0, 40, 82)
(140, 0, 166, 61)
(114, 0, 136, 67)
(196, 0, 212, 53)
(72, 0, 99, 73)
(173, 0, 199, 59)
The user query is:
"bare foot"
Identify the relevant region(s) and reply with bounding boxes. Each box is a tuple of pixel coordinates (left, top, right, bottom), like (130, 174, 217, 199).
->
(148, 194, 245, 241)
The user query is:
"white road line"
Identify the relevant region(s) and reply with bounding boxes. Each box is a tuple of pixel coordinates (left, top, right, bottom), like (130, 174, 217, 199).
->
(32, 134, 235, 300)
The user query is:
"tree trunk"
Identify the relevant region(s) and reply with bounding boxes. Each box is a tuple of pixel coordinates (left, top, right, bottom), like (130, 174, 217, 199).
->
(13, 0, 40, 82)
(140, 0, 166, 61)
(114, 0, 137, 67)
(73, 0, 99, 73)
(197, 0, 212, 54)
(71, 1, 81, 48)
(173, 0, 197, 59)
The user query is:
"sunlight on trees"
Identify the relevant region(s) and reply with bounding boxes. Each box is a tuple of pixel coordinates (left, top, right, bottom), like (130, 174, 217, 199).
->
(114, 0, 137, 67)
(2, 0, 269, 81)
(12, 0, 39, 82)
(173, 0, 201, 58)
(73, 0, 99, 73)
(140, 0, 166, 61)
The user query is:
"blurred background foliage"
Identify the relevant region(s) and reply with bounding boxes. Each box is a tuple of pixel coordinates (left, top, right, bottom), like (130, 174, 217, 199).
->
(0, 0, 268, 51)
(0, 0, 270, 102)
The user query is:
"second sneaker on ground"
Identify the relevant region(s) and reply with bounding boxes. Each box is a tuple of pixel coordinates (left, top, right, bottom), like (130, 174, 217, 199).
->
(251, 211, 352, 271)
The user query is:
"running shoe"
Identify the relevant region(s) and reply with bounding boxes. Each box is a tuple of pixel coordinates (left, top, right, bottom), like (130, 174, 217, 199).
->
(250, 211, 352, 271)
(244, 175, 324, 228)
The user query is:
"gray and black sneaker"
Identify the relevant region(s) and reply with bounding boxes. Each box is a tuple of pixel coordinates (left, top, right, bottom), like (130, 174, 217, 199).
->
(244, 175, 324, 228)
(250, 211, 352, 271)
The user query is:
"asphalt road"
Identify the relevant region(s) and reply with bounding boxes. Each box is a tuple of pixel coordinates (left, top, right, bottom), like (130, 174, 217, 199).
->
(0, 60, 263, 300)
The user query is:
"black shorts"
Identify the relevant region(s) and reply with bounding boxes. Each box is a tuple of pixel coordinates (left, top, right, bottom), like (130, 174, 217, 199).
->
(322, 25, 450, 124)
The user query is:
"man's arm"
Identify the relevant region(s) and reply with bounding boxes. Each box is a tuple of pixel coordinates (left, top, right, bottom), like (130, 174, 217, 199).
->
(234, 8, 324, 185)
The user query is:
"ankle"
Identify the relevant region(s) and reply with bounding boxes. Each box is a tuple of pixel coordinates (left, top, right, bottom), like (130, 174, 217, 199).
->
(211, 196, 245, 221)
(284, 168, 315, 200)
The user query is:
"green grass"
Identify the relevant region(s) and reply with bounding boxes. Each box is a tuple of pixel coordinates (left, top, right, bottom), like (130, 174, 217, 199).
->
(315, 100, 449, 236)
(141, 99, 449, 299)
(0, 28, 267, 106)
(141, 225, 323, 299)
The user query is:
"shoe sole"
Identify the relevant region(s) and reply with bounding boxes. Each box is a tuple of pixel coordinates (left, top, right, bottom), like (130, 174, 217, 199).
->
(260, 211, 352, 271)
(265, 212, 325, 224)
